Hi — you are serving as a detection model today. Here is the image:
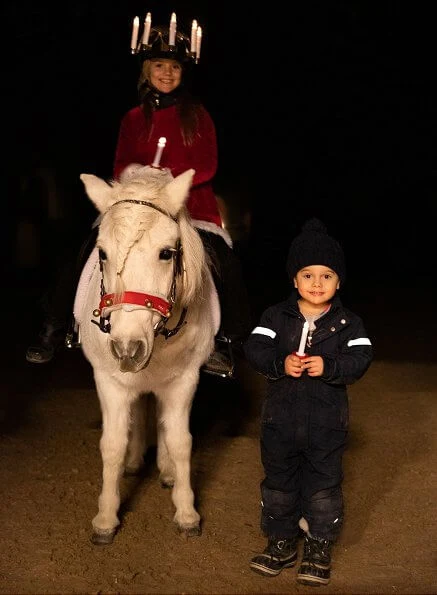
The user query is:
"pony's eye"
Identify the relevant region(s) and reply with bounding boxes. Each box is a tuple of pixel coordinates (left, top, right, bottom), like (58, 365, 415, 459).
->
(160, 248, 174, 261)
(98, 248, 107, 261)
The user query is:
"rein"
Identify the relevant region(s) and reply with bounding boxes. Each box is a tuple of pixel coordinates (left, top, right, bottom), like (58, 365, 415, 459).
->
(91, 199, 187, 339)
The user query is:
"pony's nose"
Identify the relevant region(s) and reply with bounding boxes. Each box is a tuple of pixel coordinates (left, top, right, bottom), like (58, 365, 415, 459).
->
(110, 339, 145, 362)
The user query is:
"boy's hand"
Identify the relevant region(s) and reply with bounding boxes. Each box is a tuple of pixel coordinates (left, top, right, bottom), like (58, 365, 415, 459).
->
(285, 353, 306, 377)
(285, 354, 324, 377)
(301, 355, 324, 377)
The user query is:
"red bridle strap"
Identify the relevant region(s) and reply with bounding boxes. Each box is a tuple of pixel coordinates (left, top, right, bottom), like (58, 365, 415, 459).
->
(98, 291, 172, 318)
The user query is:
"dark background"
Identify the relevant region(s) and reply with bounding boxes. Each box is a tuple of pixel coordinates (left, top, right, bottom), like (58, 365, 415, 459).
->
(3, 1, 436, 318)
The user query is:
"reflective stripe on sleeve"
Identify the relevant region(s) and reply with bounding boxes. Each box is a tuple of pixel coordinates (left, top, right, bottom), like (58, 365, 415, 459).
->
(348, 338, 372, 346)
(252, 326, 276, 339)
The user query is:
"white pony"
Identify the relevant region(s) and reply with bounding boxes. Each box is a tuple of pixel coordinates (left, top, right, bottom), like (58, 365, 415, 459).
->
(77, 165, 216, 544)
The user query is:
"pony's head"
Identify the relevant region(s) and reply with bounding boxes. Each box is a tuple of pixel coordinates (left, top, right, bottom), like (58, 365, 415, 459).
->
(80, 166, 208, 372)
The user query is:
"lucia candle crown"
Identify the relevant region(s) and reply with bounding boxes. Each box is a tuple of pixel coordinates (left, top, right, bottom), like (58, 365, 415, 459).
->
(130, 12, 202, 65)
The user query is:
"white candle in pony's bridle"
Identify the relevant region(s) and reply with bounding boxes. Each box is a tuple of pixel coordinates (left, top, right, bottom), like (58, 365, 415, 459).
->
(152, 137, 167, 168)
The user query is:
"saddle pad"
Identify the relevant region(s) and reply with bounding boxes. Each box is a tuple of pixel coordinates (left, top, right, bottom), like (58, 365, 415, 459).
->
(73, 246, 99, 326)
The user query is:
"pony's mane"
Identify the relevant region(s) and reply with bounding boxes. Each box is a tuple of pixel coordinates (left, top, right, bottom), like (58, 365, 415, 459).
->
(106, 167, 176, 276)
(101, 166, 208, 305)
(177, 210, 209, 306)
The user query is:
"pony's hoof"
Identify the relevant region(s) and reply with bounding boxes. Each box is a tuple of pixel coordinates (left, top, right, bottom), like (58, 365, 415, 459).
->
(91, 529, 116, 545)
(177, 524, 202, 538)
(160, 477, 175, 489)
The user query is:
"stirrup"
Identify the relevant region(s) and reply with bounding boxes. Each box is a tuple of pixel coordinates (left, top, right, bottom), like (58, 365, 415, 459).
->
(65, 319, 81, 349)
(202, 336, 235, 379)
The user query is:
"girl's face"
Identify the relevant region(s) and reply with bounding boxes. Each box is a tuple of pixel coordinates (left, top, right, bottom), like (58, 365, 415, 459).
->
(149, 58, 182, 94)
(294, 265, 340, 306)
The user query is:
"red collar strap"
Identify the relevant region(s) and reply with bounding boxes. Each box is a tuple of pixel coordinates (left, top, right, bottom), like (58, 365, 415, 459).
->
(98, 291, 172, 318)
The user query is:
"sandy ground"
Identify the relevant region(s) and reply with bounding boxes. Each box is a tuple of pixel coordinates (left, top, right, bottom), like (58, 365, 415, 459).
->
(0, 281, 436, 595)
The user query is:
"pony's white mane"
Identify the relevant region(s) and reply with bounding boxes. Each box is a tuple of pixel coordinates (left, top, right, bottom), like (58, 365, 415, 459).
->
(100, 165, 207, 305)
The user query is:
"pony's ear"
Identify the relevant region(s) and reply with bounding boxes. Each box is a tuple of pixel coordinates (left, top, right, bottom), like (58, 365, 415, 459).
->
(164, 169, 195, 215)
(80, 174, 115, 214)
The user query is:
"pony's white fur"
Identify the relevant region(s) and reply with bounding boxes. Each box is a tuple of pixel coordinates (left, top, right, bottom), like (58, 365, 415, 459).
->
(78, 165, 216, 543)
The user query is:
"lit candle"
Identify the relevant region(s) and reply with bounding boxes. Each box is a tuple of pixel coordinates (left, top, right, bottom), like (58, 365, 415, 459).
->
(296, 321, 309, 356)
(195, 26, 202, 62)
(131, 16, 139, 53)
(190, 19, 198, 54)
(169, 12, 177, 46)
(142, 12, 152, 46)
(152, 137, 167, 168)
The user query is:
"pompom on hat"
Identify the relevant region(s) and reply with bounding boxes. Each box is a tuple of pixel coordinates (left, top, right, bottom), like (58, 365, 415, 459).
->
(286, 218, 346, 285)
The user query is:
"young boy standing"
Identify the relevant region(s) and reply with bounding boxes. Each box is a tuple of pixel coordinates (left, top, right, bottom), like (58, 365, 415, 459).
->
(244, 218, 373, 586)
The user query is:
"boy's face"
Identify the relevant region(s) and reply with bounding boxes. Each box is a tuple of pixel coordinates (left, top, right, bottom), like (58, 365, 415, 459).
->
(294, 265, 339, 305)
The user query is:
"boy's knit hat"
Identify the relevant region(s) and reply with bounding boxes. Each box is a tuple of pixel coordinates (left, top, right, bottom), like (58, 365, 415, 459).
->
(286, 218, 346, 284)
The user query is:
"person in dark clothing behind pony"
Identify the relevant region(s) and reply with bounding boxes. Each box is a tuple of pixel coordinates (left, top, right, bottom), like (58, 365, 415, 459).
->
(244, 218, 373, 586)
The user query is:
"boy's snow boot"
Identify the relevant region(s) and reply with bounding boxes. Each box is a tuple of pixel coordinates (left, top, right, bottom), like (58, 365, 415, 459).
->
(250, 537, 298, 577)
(297, 534, 333, 586)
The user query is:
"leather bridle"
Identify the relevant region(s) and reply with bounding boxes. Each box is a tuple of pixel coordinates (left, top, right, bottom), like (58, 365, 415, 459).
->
(91, 199, 187, 339)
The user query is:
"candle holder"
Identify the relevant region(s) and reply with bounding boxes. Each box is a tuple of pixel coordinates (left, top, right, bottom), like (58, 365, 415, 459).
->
(292, 351, 307, 360)
(130, 16, 201, 65)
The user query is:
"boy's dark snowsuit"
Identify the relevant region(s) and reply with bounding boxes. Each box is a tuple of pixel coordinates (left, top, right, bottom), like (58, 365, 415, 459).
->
(244, 290, 372, 541)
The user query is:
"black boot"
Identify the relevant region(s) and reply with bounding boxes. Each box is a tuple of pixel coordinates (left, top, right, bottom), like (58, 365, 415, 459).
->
(25, 318, 66, 364)
(250, 537, 298, 577)
(297, 534, 333, 586)
(202, 335, 235, 379)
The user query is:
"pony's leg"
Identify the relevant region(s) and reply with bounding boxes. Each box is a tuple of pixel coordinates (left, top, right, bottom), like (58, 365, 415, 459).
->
(158, 379, 201, 535)
(125, 395, 147, 474)
(156, 399, 176, 487)
(91, 374, 132, 545)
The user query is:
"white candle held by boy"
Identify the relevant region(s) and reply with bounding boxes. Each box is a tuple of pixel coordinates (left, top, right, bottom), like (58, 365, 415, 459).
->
(296, 320, 309, 356)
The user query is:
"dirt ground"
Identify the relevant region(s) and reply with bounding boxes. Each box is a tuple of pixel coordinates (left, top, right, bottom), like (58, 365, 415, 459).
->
(0, 280, 436, 595)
